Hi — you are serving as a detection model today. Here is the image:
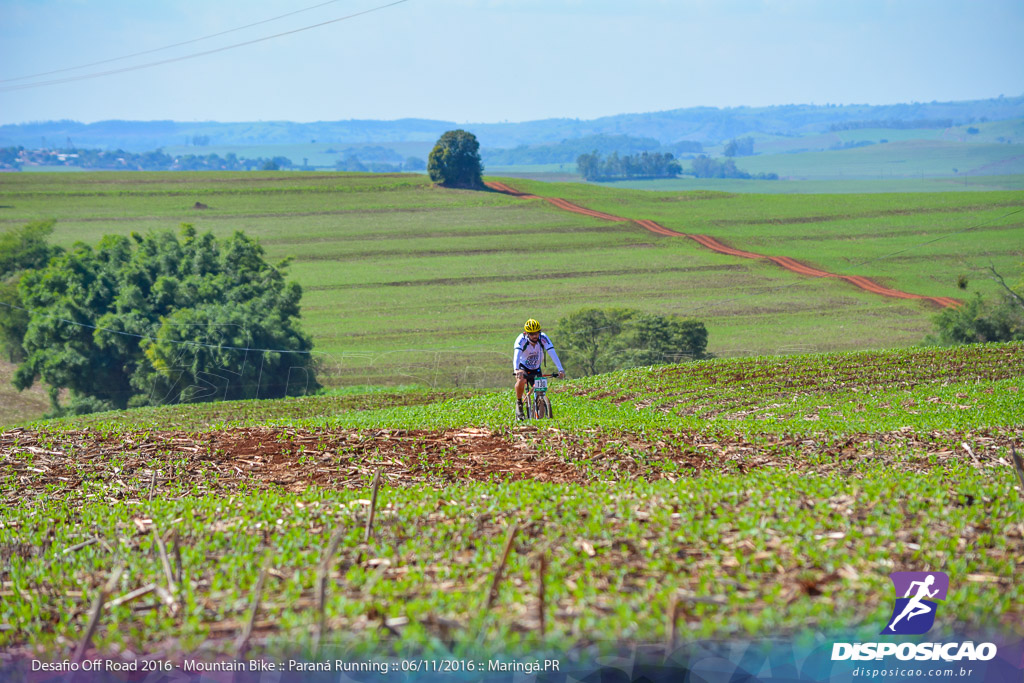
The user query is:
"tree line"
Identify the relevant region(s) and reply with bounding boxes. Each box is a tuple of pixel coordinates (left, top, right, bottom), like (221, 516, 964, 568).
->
(690, 156, 778, 180)
(555, 308, 709, 376)
(335, 155, 425, 173)
(483, 134, 703, 166)
(1, 147, 294, 172)
(723, 136, 754, 157)
(829, 119, 954, 131)
(577, 151, 778, 181)
(576, 151, 683, 181)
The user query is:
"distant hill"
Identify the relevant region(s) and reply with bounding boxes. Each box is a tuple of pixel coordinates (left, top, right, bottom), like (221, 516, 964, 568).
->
(3, 95, 1023, 152)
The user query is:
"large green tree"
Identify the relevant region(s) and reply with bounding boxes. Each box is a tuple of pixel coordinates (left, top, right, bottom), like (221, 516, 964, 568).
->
(0, 220, 62, 362)
(556, 307, 708, 376)
(14, 224, 318, 414)
(428, 130, 484, 188)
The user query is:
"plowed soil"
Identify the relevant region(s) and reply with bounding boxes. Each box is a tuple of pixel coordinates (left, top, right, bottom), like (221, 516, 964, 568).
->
(4, 425, 1018, 506)
(486, 181, 961, 308)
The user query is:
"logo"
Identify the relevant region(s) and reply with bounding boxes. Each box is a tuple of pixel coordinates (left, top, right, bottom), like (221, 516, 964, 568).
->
(882, 571, 949, 635)
(831, 571, 998, 663)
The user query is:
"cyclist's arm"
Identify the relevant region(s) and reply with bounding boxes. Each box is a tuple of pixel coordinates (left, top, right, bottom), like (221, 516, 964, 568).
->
(546, 347, 565, 374)
(513, 343, 523, 372)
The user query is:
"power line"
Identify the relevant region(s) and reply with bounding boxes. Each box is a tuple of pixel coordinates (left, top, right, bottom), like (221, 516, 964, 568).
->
(0, 0, 412, 93)
(850, 207, 1023, 269)
(0, 0, 350, 85)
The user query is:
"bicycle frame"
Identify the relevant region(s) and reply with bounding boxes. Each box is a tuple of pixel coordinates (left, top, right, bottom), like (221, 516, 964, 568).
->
(515, 371, 559, 420)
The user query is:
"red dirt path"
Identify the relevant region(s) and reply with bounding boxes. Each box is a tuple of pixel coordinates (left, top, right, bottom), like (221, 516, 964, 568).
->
(486, 181, 960, 308)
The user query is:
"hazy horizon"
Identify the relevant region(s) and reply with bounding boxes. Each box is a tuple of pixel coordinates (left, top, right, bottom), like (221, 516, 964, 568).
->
(5, 92, 1024, 128)
(2, 0, 1023, 127)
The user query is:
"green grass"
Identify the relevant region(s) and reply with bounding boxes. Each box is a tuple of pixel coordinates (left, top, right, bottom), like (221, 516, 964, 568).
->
(737, 141, 1024, 180)
(602, 174, 1024, 194)
(3, 343, 1022, 661)
(1, 172, 1021, 426)
(507, 179, 1024, 305)
(0, 361, 52, 426)
(753, 118, 1024, 154)
(3, 472, 1019, 659)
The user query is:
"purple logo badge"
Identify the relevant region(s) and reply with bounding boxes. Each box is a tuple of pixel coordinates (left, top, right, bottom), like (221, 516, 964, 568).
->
(883, 572, 949, 635)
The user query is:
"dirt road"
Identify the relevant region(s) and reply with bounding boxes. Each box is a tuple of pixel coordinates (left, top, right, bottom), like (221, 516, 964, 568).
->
(486, 181, 960, 308)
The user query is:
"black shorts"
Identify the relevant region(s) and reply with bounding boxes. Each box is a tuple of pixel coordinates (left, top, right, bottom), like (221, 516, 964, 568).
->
(517, 367, 543, 384)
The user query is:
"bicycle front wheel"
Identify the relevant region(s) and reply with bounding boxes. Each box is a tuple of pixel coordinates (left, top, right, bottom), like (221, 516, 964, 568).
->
(542, 396, 553, 419)
(535, 396, 548, 419)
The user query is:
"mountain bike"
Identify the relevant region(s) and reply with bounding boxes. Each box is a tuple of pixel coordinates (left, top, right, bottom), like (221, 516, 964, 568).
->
(515, 372, 559, 420)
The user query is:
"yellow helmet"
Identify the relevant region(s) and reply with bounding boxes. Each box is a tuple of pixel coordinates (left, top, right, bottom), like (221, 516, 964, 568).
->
(524, 319, 541, 333)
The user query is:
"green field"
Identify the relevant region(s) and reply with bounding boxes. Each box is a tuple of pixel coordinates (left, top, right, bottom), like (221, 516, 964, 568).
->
(1, 172, 1021, 425)
(3, 342, 1022, 662)
(506, 178, 1024, 305)
(160, 141, 435, 170)
(737, 141, 1024, 180)
(603, 174, 1024, 194)
(751, 118, 1024, 154)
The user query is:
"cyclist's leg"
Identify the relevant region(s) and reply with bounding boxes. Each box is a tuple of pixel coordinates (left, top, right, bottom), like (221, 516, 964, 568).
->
(524, 369, 541, 418)
(515, 366, 530, 419)
(515, 374, 527, 401)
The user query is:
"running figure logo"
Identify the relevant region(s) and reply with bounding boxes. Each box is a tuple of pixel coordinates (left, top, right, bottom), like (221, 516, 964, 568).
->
(883, 572, 949, 635)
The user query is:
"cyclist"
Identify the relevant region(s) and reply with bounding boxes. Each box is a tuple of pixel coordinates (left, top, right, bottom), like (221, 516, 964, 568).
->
(514, 319, 565, 420)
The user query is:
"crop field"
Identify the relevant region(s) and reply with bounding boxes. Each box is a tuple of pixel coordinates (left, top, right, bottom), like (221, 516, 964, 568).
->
(752, 119, 1024, 155)
(7, 173, 1017, 405)
(603, 174, 1024, 194)
(2, 342, 1022, 665)
(737, 141, 1024, 181)
(159, 142, 435, 170)
(505, 179, 1024, 307)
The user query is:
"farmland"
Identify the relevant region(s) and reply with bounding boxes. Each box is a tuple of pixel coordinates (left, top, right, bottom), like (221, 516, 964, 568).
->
(2, 172, 1021, 409)
(2, 342, 1022, 664)
(501, 179, 1024, 307)
(601, 175, 1024, 195)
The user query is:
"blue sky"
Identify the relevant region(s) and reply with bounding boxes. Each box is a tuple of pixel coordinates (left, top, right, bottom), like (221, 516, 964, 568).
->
(1, 0, 1022, 125)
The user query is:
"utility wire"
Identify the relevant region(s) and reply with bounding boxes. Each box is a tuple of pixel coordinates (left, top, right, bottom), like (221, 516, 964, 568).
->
(0, 0, 349, 84)
(0, 0, 412, 93)
(849, 207, 1023, 269)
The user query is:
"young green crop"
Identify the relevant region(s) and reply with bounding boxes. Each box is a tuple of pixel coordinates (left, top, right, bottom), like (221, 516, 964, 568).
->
(3, 466, 1020, 659)
(7, 171, 1018, 426)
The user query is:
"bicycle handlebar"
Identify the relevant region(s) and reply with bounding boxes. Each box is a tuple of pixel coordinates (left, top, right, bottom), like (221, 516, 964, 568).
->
(512, 372, 561, 377)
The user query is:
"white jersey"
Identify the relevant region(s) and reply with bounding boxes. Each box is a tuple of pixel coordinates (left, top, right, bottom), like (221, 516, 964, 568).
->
(513, 332, 564, 372)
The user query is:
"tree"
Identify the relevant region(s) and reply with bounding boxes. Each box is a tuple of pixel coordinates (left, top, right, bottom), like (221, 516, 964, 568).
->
(0, 219, 59, 281)
(336, 155, 368, 172)
(555, 308, 635, 376)
(556, 308, 709, 376)
(723, 136, 754, 157)
(576, 150, 681, 181)
(930, 293, 1023, 344)
(428, 130, 484, 188)
(0, 220, 62, 362)
(929, 263, 1024, 345)
(403, 156, 426, 171)
(622, 314, 708, 366)
(14, 225, 318, 414)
